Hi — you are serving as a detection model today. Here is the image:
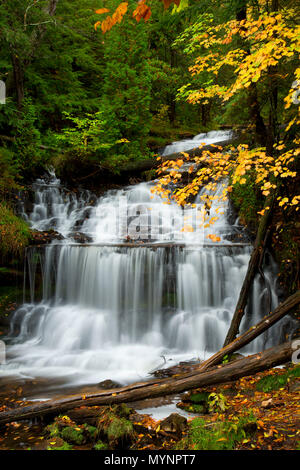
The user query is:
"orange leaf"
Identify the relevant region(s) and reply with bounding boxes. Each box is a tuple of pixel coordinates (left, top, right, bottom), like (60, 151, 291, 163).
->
(95, 8, 110, 14)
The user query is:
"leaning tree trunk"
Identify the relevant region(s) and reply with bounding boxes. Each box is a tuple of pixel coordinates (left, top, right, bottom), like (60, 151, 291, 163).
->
(0, 341, 294, 426)
(200, 290, 300, 371)
(223, 193, 275, 346)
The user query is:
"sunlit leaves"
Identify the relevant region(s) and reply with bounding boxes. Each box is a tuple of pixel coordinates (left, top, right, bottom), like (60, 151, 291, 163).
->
(133, 0, 152, 22)
(154, 138, 300, 229)
(95, 0, 182, 33)
(177, 9, 299, 111)
(95, 2, 128, 33)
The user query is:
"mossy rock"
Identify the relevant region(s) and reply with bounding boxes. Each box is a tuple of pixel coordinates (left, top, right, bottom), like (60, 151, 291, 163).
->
(82, 424, 98, 441)
(189, 392, 210, 403)
(97, 405, 135, 448)
(46, 416, 98, 446)
(256, 365, 300, 393)
(61, 426, 86, 445)
(47, 437, 73, 450)
(177, 391, 210, 414)
(177, 402, 209, 414)
(160, 413, 187, 434)
(94, 440, 109, 450)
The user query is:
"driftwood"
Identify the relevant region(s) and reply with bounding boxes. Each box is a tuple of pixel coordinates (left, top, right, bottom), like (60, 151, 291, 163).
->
(0, 341, 293, 426)
(223, 193, 275, 346)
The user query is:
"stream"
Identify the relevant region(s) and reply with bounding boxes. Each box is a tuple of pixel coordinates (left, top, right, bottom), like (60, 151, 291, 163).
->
(0, 131, 283, 410)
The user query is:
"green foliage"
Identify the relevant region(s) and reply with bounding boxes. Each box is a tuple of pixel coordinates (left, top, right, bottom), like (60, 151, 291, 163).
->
(0, 0, 206, 184)
(222, 354, 229, 364)
(97, 404, 135, 447)
(106, 416, 134, 443)
(179, 391, 228, 414)
(56, 111, 117, 157)
(100, 0, 153, 165)
(54, 111, 131, 172)
(94, 440, 109, 450)
(230, 172, 262, 230)
(11, 99, 47, 174)
(0, 147, 20, 193)
(0, 203, 30, 258)
(189, 391, 210, 403)
(208, 392, 228, 413)
(48, 442, 73, 451)
(176, 413, 257, 450)
(256, 366, 300, 393)
(60, 426, 85, 445)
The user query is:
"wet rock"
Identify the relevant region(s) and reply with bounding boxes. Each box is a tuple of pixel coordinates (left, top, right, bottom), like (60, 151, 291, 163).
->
(30, 229, 64, 245)
(68, 232, 93, 244)
(159, 413, 187, 434)
(97, 379, 122, 390)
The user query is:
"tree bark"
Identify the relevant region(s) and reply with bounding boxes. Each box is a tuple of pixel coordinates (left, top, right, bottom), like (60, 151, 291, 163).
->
(0, 341, 293, 426)
(11, 53, 24, 109)
(223, 193, 275, 346)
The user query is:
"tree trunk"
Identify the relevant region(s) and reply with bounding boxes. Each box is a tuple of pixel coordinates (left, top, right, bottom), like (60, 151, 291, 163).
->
(11, 54, 24, 109)
(223, 193, 275, 346)
(0, 341, 293, 426)
(201, 290, 300, 371)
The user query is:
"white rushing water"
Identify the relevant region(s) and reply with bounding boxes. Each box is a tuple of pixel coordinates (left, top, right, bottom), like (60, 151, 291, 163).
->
(1, 131, 282, 389)
(162, 130, 233, 156)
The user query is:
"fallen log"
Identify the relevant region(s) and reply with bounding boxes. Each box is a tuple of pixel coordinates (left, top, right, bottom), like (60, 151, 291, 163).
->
(0, 341, 293, 426)
(198, 290, 300, 372)
(223, 193, 275, 346)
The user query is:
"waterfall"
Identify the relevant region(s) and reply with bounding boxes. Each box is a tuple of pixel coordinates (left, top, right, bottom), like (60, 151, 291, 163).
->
(1, 131, 282, 389)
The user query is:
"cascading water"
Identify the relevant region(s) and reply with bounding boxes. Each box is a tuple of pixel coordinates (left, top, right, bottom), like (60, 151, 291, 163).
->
(161, 130, 233, 156)
(1, 131, 282, 390)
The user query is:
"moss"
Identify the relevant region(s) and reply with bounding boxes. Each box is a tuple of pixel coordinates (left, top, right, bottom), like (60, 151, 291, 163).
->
(189, 392, 210, 403)
(178, 392, 227, 414)
(46, 416, 99, 448)
(97, 405, 135, 447)
(106, 417, 133, 442)
(256, 365, 300, 393)
(178, 403, 208, 414)
(0, 202, 30, 259)
(82, 424, 98, 441)
(48, 441, 73, 451)
(94, 440, 109, 450)
(60, 426, 86, 445)
(46, 421, 61, 438)
(175, 413, 257, 450)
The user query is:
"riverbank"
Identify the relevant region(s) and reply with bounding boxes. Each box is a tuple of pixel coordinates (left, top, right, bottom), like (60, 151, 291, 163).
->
(0, 364, 298, 450)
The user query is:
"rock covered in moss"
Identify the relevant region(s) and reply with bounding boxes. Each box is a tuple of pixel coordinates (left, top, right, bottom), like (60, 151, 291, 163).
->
(159, 413, 187, 435)
(97, 404, 136, 448)
(177, 391, 210, 414)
